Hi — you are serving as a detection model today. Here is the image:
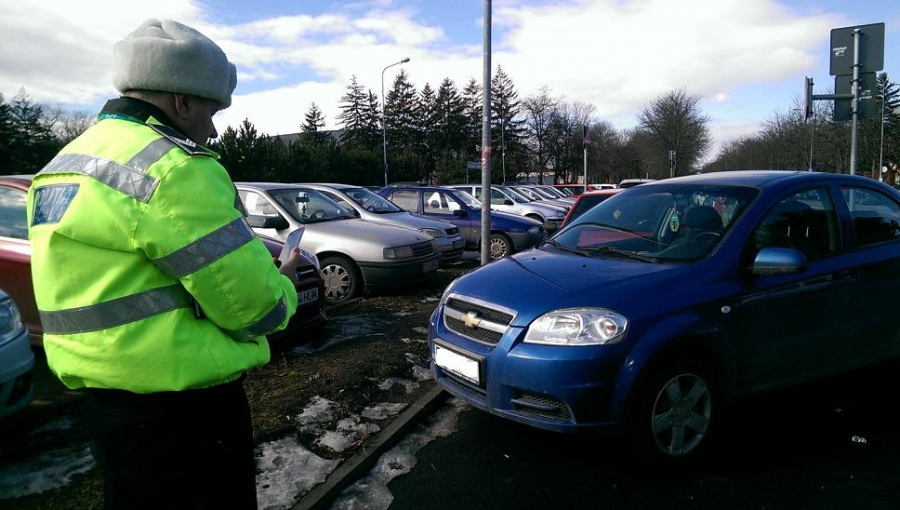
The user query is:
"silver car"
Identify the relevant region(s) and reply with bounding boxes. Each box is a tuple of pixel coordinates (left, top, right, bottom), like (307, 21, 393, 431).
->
(507, 185, 574, 210)
(449, 184, 567, 231)
(301, 183, 465, 264)
(237, 183, 441, 305)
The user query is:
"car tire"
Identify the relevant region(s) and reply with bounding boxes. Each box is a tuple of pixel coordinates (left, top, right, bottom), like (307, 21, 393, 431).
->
(489, 233, 513, 260)
(319, 256, 361, 305)
(631, 358, 717, 465)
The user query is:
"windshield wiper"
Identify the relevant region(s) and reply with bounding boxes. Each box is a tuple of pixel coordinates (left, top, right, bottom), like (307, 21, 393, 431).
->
(542, 238, 589, 257)
(581, 246, 657, 263)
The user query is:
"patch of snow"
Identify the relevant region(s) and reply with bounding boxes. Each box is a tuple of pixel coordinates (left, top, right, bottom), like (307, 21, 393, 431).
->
(28, 416, 76, 435)
(332, 398, 468, 510)
(376, 378, 419, 394)
(422, 297, 439, 302)
(405, 353, 427, 367)
(361, 403, 407, 421)
(255, 437, 340, 510)
(392, 311, 412, 317)
(0, 442, 95, 500)
(295, 396, 340, 434)
(411, 327, 429, 335)
(412, 365, 433, 381)
(317, 418, 381, 453)
(316, 431, 354, 453)
(399, 337, 413, 344)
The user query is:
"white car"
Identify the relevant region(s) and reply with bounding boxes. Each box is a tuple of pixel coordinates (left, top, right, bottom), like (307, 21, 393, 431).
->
(449, 184, 567, 231)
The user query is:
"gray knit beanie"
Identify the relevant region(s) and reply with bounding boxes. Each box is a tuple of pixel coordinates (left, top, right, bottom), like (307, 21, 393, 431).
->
(113, 19, 237, 109)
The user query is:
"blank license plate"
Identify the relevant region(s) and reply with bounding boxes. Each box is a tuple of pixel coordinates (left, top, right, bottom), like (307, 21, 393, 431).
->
(298, 287, 318, 306)
(422, 259, 439, 273)
(434, 345, 480, 385)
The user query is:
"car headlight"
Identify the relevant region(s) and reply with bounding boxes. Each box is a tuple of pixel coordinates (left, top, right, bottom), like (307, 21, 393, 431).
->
(527, 226, 541, 234)
(0, 296, 24, 344)
(384, 245, 415, 259)
(419, 228, 445, 238)
(524, 308, 627, 346)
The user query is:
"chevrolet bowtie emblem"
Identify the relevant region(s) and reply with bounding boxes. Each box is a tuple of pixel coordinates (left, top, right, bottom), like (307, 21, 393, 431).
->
(463, 311, 482, 329)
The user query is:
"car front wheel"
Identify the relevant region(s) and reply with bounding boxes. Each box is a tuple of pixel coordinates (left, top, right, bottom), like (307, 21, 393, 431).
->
(489, 233, 513, 260)
(632, 359, 716, 463)
(319, 256, 360, 305)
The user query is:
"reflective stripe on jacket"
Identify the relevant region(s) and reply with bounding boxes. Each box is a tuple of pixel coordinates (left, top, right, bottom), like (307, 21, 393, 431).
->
(27, 114, 298, 393)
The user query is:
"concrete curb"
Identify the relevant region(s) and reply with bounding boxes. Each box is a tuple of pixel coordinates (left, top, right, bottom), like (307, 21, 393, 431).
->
(292, 384, 447, 510)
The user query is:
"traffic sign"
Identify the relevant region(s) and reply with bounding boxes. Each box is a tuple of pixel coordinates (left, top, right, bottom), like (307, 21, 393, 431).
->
(830, 23, 884, 76)
(466, 161, 481, 170)
(834, 72, 877, 121)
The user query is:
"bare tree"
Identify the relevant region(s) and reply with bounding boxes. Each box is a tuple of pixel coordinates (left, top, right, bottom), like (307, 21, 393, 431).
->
(637, 89, 712, 177)
(521, 87, 557, 176)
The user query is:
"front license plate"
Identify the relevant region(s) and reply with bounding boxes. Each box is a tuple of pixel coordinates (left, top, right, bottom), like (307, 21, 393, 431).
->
(422, 259, 439, 273)
(434, 345, 480, 385)
(297, 287, 318, 306)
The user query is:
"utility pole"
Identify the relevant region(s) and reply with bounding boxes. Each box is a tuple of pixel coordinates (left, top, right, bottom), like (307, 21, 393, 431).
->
(480, 0, 492, 265)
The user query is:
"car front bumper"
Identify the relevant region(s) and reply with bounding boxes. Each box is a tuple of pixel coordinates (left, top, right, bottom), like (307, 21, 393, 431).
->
(508, 231, 546, 252)
(359, 252, 441, 289)
(0, 327, 35, 419)
(427, 305, 623, 433)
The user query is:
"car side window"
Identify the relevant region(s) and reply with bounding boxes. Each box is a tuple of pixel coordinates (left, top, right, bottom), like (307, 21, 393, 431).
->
(239, 191, 280, 216)
(424, 192, 455, 215)
(0, 186, 28, 240)
(321, 190, 355, 211)
(389, 190, 419, 211)
(839, 186, 900, 247)
(747, 187, 839, 262)
(490, 189, 507, 205)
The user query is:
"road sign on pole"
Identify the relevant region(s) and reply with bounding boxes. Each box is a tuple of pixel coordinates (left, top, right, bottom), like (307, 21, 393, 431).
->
(830, 23, 884, 76)
(835, 72, 877, 121)
(803, 77, 814, 121)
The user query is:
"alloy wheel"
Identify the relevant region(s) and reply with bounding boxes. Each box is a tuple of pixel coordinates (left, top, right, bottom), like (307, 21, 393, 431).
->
(650, 373, 712, 457)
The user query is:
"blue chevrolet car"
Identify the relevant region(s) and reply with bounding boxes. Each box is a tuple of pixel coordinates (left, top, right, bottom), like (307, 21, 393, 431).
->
(378, 186, 544, 259)
(428, 171, 900, 461)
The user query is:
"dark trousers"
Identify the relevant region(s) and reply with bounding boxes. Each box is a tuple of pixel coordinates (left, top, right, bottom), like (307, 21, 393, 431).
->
(85, 377, 258, 510)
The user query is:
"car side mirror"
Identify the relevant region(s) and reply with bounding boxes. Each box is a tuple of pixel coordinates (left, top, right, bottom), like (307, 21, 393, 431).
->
(503, 199, 514, 206)
(452, 209, 468, 218)
(247, 214, 290, 230)
(750, 247, 807, 276)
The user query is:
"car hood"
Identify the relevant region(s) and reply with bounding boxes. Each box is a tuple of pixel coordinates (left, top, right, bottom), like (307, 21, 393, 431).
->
(444, 247, 701, 326)
(375, 212, 458, 234)
(307, 218, 432, 245)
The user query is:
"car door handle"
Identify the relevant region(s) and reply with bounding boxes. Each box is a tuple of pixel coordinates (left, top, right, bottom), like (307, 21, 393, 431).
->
(826, 271, 856, 284)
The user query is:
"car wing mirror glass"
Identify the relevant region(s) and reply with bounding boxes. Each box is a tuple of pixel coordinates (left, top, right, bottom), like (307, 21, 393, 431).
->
(247, 214, 289, 230)
(750, 247, 807, 276)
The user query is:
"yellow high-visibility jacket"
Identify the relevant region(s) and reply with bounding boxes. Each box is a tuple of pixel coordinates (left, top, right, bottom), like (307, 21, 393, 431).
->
(27, 98, 297, 393)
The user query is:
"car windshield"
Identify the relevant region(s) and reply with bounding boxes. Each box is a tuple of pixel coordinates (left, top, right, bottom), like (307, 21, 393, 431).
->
(530, 187, 557, 199)
(541, 186, 568, 198)
(503, 187, 531, 203)
(269, 188, 357, 224)
(340, 187, 402, 213)
(551, 183, 758, 262)
(512, 187, 541, 201)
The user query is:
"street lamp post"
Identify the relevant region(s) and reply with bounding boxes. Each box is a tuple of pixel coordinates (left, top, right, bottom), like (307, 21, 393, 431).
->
(382, 57, 410, 187)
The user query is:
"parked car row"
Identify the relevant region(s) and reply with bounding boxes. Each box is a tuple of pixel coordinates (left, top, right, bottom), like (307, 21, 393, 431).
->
(428, 170, 900, 463)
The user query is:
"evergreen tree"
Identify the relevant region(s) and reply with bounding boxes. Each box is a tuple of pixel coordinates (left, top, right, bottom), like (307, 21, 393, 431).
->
(491, 66, 526, 182)
(7, 89, 60, 173)
(418, 83, 438, 181)
(301, 102, 329, 147)
(0, 93, 13, 169)
(362, 89, 383, 151)
(435, 78, 467, 158)
(384, 70, 419, 158)
(462, 78, 483, 166)
(337, 76, 368, 149)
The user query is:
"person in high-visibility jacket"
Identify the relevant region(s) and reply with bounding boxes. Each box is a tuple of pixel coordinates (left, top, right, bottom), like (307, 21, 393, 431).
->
(27, 19, 299, 509)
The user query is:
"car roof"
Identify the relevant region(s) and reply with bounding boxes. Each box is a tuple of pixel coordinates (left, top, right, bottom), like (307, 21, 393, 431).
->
(576, 189, 623, 198)
(649, 170, 871, 189)
(235, 182, 311, 191)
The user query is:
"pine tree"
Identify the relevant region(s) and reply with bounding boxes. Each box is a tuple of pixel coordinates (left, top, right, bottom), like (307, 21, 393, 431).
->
(362, 89, 383, 151)
(384, 70, 419, 156)
(491, 66, 526, 182)
(462, 78, 483, 163)
(301, 102, 329, 147)
(337, 76, 368, 149)
(0, 93, 13, 169)
(7, 89, 60, 173)
(418, 83, 438, 180)
(435, 78, 467, 158)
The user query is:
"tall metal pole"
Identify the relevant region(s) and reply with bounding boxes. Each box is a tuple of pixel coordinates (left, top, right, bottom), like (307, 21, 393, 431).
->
(879, 86, 886, 181)
(501, 98, 506, 184)
(582, 125, 587, 188)
(480, 0, 492, 265)
(381, 58, 410, 187)
(849, 29, 861, 175)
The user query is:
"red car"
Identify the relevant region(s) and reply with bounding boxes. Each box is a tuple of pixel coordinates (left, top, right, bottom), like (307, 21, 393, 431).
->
(0, 175, 324, 347)
(551, 184, 596, 198)
(559, 188, 624, 228)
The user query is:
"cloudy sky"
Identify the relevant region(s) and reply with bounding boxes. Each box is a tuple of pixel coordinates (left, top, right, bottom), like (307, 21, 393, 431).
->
(0, 0, 897, 158)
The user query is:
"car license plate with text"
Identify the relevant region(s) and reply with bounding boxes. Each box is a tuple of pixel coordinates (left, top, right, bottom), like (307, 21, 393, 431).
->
(298, 287, 318, 306)
(434, 344, 480, 385)
(422, 259, 439, 273)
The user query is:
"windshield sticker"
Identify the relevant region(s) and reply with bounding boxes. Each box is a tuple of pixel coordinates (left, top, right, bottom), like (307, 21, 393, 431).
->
(613, 209, 622, 220)
(669, 212, 681, 233)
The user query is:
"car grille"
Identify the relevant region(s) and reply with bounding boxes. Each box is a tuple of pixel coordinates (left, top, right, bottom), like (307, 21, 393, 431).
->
(446, 227, 460, 236)
(512, 393, 572, 422)
(443, 296, 515, 345)
(412, 240, 434, 257)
